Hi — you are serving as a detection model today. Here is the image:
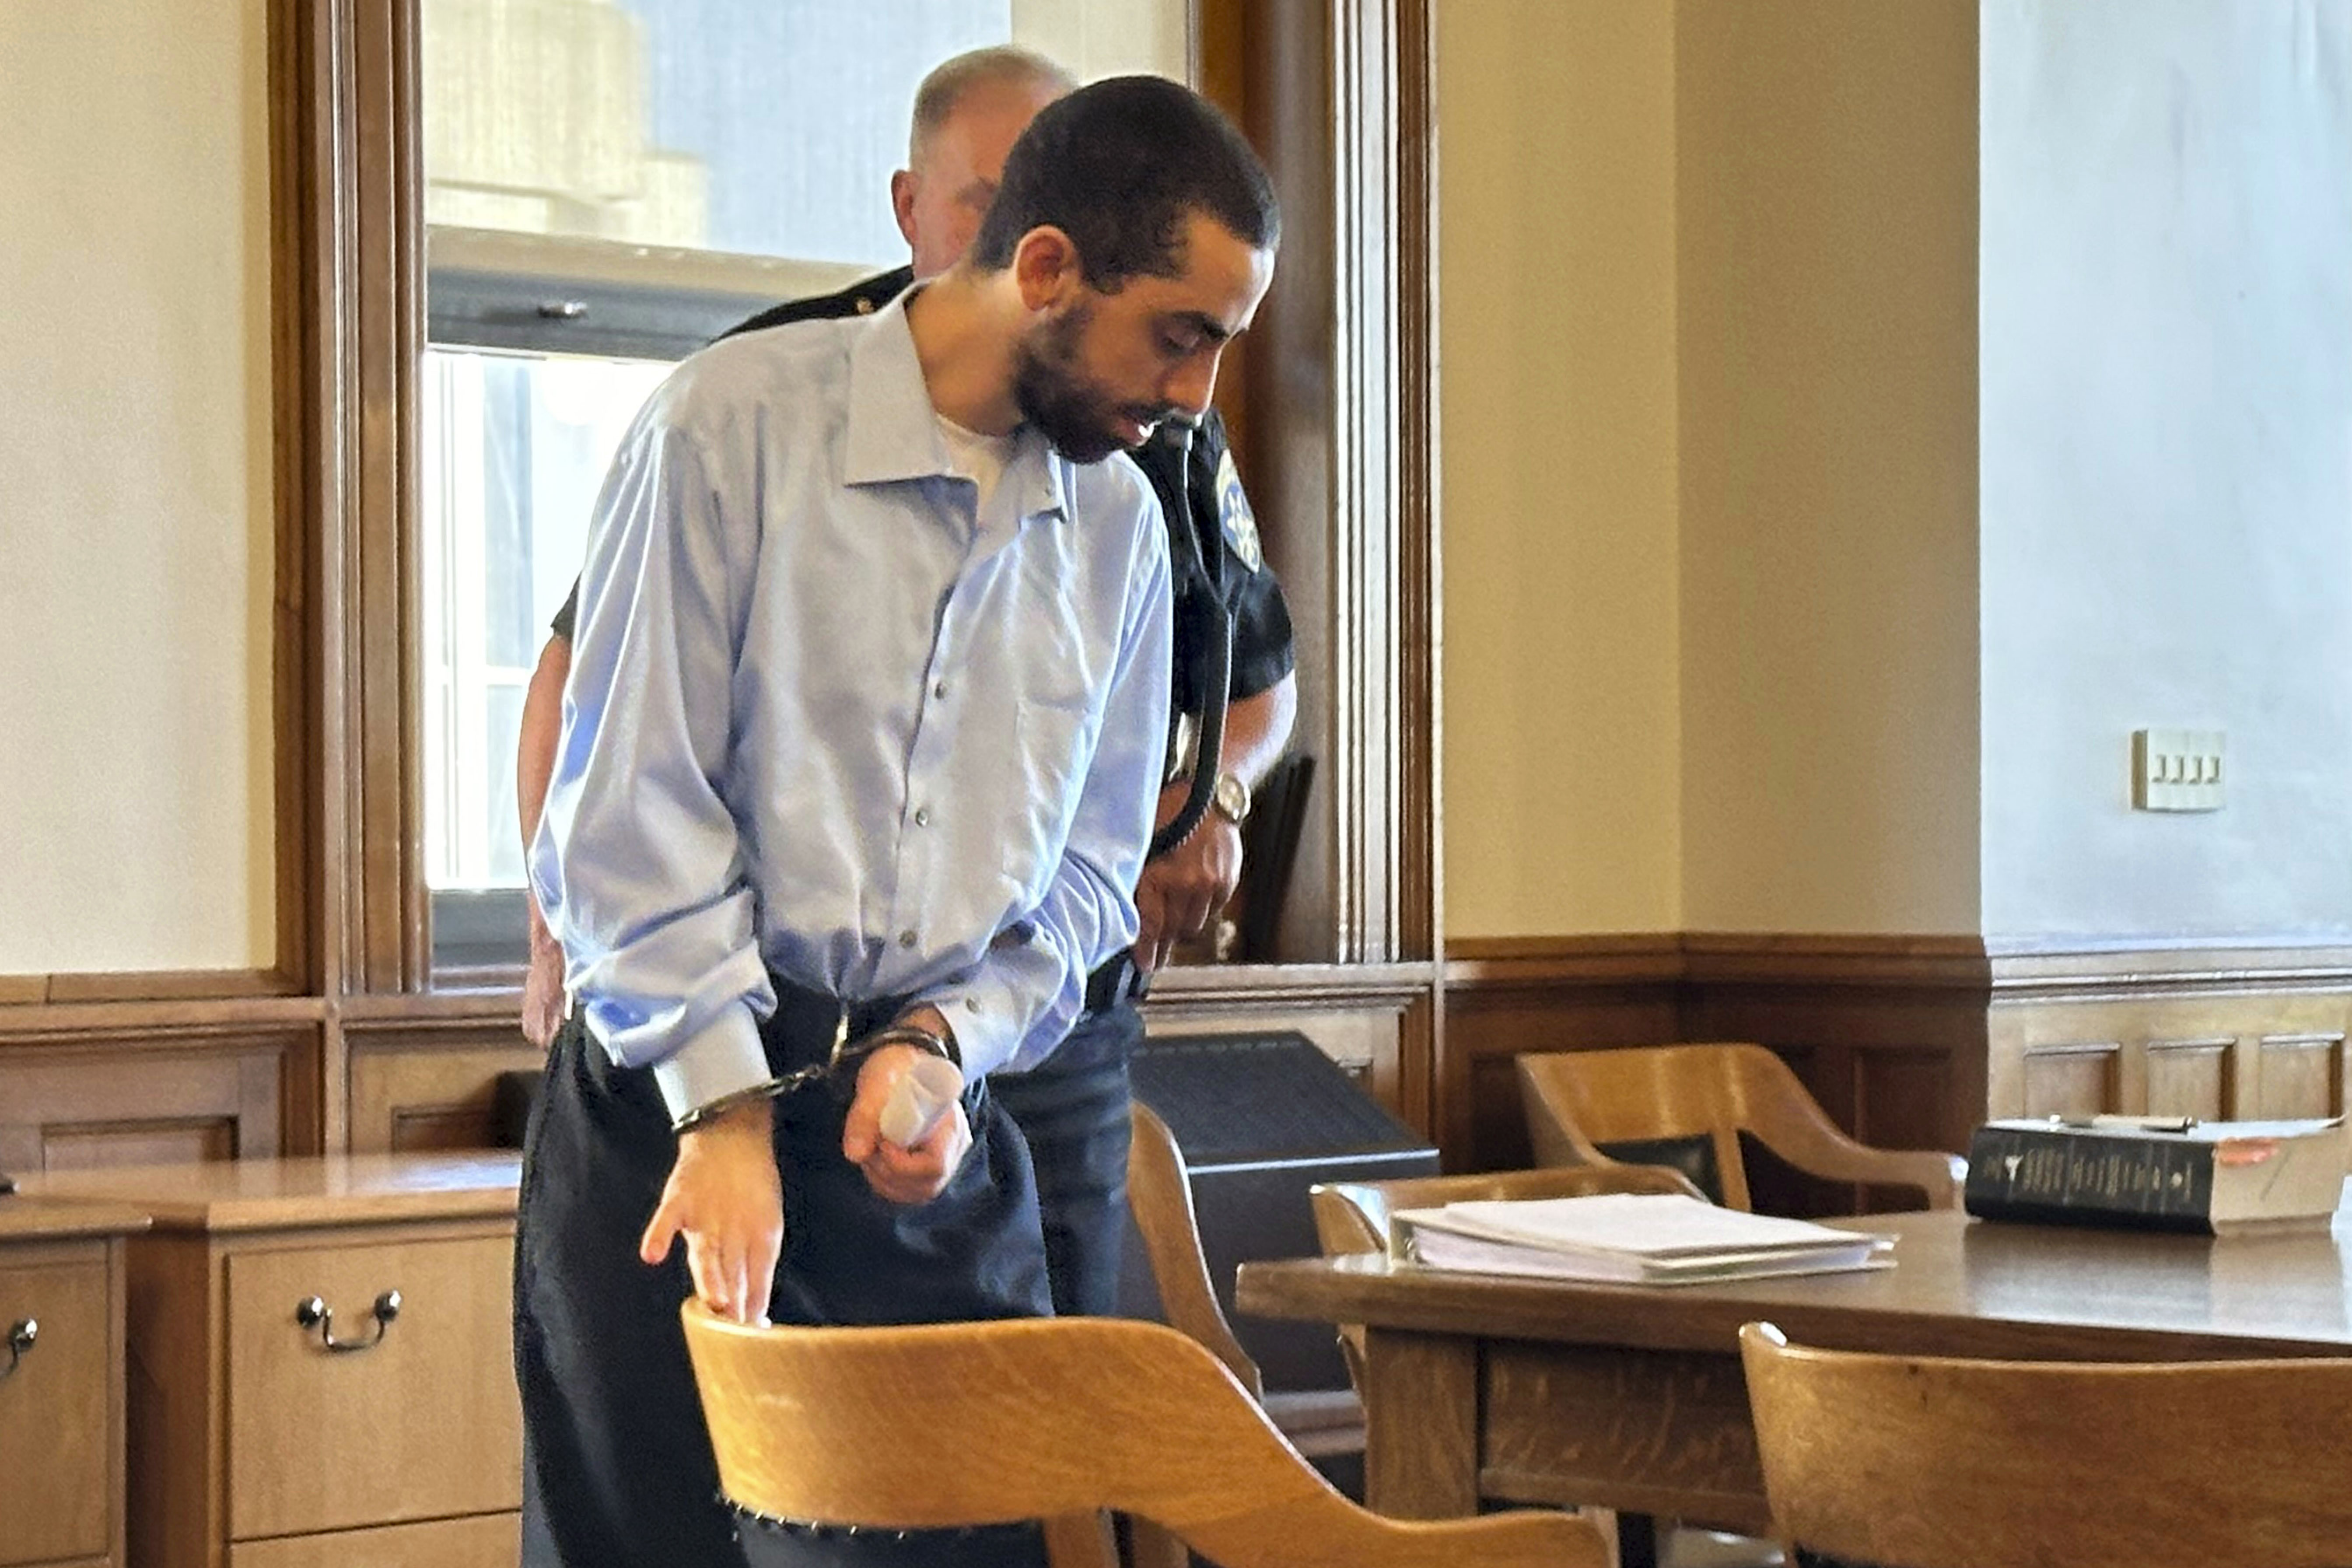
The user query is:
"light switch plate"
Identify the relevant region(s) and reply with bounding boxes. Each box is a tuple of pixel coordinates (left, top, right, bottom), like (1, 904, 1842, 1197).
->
(2132, 728, 2224, 812)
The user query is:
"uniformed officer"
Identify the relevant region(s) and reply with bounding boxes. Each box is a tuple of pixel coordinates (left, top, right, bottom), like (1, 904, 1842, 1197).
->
(514, 45, 1299, 1325)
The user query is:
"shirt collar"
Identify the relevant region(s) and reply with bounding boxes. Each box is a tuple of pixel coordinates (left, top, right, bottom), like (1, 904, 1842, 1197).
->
(844, 290, 1068, 525)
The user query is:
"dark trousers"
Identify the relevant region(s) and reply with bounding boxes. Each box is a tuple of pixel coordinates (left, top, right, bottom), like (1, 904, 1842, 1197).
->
(514, 984, 1052, 1568)
(987, 1001, 1145, 1317)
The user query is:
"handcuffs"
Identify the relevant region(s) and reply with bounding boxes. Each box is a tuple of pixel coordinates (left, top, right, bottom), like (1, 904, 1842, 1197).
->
(670, 1013, 959, 1137)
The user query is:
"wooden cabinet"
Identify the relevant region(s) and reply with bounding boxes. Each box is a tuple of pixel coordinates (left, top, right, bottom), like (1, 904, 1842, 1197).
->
(0, 1197, 146, 1568)
(22, 1156, 522, 1568)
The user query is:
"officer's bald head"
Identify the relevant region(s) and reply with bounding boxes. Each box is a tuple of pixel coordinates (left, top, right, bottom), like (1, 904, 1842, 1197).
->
(908, 47, 1075, 168)
(894, 47, 1075, 279)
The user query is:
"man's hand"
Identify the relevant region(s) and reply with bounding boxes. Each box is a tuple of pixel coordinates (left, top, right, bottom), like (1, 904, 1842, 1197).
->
(841, 1038, 971, 1206)
(639, 1099, 783, 1326)
(1132, 780, 1244, 974)
(520, 934, 566, 1049)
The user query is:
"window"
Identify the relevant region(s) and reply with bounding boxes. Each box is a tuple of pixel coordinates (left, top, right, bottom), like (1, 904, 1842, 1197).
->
(416, 0, 1186, 971)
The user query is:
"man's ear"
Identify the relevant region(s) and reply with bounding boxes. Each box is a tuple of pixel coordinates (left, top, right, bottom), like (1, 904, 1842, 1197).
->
(890, 170, 920, 251)
(1011, 227, 1082, 312)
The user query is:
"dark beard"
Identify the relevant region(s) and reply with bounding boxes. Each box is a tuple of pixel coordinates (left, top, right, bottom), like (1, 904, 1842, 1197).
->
(1013, 302, 1135, 464)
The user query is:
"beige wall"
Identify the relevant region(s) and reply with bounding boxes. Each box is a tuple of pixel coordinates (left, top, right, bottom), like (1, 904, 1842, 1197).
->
(1675, 0, 1981, 935)
(0, 0, 276, 974)
(1438, 0, 1682, 940)
(1441, 0, 1981, 940)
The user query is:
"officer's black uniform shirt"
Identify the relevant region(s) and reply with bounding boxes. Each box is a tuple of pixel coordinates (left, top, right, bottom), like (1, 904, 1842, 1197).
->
(547, 267, 1295, 732)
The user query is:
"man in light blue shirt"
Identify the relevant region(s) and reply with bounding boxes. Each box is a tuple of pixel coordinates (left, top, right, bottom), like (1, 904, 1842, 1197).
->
(515, 76, 1280, 1568)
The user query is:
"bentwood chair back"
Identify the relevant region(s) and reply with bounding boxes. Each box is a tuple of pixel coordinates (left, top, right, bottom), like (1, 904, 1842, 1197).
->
(1516, 1043, 1965, 1212)
(1126, 1099, 1367, 1455)
(682, 1304, 1610, 1568)
(1739, 1320, 2352, 1568)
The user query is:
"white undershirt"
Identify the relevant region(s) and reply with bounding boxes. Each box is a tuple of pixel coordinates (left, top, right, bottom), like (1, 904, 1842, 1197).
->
(936, 413, 1019, 520)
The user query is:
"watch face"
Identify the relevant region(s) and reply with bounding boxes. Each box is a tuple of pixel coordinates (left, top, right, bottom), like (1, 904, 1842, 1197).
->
(1214, 772, 1251, 822)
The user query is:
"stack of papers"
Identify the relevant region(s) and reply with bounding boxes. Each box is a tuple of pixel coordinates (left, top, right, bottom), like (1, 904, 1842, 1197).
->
(1392, 1193, 1894, 1285)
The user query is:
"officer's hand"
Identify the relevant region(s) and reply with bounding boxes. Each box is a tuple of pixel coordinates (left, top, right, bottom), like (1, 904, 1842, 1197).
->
(640, 1099, 784, 1326)
(1133, 805, 1244, 974)
(843, 1042, 971, 1205)
(519, 938, 566, 1050)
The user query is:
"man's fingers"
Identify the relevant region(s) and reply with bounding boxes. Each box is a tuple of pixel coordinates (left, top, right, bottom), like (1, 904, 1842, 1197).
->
(841, 1093, 879, 1163)
(1167, 875, 1217, 943)
(725, 1248, 750, 1326)
(681, 1229, 727, 1318)
(743, 1229, 780, 1325)
(858, 1106, 968, 1205)
(1133, 879, 1169, 972)
(639, 1197, 680, 1268)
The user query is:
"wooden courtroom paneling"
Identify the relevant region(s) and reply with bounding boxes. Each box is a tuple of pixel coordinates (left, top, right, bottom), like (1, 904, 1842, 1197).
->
(1444, 934, 2352, 1177)
(1444, 934, 1988, 1177)
(1987, 943, 2352, 1122)
(343, 1011, 542, 1154)
(0, 1005, 319, 1172)
(1676, 934, 1993, 1162)
(1439, 938, 1684, 1172)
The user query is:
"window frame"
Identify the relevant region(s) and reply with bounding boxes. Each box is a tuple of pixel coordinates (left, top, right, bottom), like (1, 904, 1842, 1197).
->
(298, 0, 1438, 1011)
(418, 234, 809, 969)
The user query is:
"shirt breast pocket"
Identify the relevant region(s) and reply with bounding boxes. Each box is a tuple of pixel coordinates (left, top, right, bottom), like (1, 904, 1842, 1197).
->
(1003, 686, 1096, 906)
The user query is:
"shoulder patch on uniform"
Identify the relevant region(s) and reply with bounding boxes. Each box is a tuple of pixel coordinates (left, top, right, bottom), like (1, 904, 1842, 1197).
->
(1215, 447, 1262, 572)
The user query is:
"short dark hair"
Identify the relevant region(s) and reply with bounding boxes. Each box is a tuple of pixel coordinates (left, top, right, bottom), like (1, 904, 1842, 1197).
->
(969, 75, 1280, 289)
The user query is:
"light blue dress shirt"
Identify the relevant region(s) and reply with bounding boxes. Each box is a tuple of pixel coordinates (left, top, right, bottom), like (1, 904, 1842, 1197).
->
(530, 295, 1173, 1120)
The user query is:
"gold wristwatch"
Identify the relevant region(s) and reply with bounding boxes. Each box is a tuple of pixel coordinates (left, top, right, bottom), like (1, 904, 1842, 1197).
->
(1211, 770, 1253, 825)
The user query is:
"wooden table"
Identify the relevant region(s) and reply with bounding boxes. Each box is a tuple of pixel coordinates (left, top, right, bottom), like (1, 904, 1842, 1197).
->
(1236, 1206, 2352, 1540)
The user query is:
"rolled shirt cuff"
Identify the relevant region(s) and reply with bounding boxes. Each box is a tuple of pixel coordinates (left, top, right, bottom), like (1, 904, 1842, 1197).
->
(648, 1002, 772, 1124)
(925, 972, 1025, 1080)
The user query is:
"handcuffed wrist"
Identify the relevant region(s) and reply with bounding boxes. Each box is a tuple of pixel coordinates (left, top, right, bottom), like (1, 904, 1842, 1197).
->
(841, 1023, 961, 1074)
(670, 1080, 785, 1137)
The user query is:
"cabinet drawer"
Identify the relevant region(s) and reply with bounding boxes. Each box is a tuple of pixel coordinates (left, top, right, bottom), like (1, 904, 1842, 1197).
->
(227, 1235, 521, 1539)
(229, 1512, 518, 1568)
(0, 1259, 112, 1568)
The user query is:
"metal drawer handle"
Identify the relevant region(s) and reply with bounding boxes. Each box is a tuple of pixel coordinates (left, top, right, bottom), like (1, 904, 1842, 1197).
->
(1, 1319, 33, 1380)
(294, 1290, 401, 1353)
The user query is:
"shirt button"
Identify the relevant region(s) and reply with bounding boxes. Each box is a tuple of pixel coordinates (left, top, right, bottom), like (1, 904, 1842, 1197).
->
(934, 680, 948, 699)
(964, 997, 981, 1014)
(898, 930, 918, 949)
(913, 807, 931, 828)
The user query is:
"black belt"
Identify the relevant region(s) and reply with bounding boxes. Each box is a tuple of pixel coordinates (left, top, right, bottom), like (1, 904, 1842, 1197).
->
(1082, 951, 1143, 1017)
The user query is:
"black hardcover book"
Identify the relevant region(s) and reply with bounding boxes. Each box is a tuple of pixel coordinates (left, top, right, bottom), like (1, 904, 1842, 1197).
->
(1963, 1117, 2345, 1236)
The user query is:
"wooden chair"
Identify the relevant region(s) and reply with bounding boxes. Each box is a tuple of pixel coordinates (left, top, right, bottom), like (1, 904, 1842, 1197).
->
(1738, 1320, 2352, 1568)
(1515, 1043, 1964, 1212)
(682, 1302, 1610, 1568)
(1310, 1162, 1704, 1260)
(1126, 1099, 1367, 1457)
